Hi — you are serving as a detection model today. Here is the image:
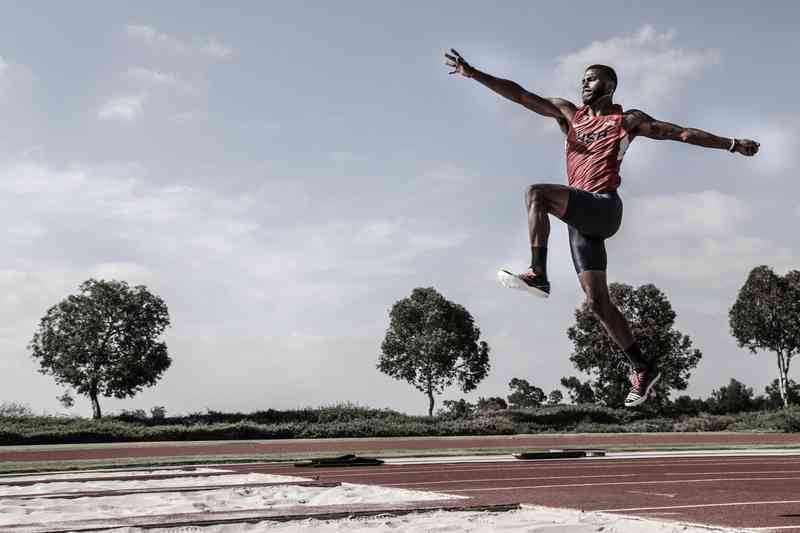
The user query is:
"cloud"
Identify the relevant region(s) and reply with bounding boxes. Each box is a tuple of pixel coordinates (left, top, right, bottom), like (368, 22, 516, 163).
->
(0, 159, 467, 333)
(620, 190, 796, 286)
(630, 190, 750, 236)
(125, 67, 180, 87)
(97, 95, 145, 122)
(0, 56, 7, 75)
(89, 262, 154, 284)
(169, 111, 196, 124)
(124, 25, 235, 60)
(421, 163, 471, 183)
(555, 25, 720, 110)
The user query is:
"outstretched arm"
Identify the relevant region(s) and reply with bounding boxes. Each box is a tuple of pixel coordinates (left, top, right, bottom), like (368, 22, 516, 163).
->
(625, 110, 760, 156)
(444, 49, 576, 123)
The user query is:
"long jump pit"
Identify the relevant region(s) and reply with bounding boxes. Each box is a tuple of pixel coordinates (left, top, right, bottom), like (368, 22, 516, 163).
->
(6, 447, 800, 532)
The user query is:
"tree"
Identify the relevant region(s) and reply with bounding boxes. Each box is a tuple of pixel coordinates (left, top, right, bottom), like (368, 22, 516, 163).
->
(507, 378, 546, 409)
(670, 395, 707, 416)
(29, 279, 171, 419)
(57, 391, 75, 409)
(476, 396, 508, 411)
(765, 379, 800, 408)
(560, 376, 596, 404)
(708, 378, 756, 414)
(0, 402, 33, 417)
(438, 399, 475, 419)
(730, 266, 800, 408)
(379, 287, 490, 416)
(547, 390, 564, 405)
(566, 283, 702, 407)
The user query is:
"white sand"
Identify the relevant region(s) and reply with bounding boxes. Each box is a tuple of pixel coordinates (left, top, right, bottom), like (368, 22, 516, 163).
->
(132, 506, 747, 533)
(0, 473, 310, 497)
(0, 481, 464, 526)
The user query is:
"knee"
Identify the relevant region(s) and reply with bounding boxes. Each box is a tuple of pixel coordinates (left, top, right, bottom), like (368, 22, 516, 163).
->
(525, 184, 548, 210)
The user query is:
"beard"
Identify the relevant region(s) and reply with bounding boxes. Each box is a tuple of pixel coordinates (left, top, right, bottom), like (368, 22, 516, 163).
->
(582, 89, 611, 105)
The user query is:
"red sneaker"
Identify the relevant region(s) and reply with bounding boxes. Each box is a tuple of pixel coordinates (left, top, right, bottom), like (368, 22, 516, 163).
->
(624, 367, 661, 407)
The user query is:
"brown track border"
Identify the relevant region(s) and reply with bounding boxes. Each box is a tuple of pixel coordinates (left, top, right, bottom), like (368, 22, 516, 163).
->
(1, 501, 521, 533)
(3, 480, 340, 500)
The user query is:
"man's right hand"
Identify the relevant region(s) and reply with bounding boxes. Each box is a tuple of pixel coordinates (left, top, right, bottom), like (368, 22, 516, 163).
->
(444, 49, 474, 78)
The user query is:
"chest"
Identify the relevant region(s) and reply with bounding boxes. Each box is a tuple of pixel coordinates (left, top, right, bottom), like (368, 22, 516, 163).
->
(568, 115, 623, 147)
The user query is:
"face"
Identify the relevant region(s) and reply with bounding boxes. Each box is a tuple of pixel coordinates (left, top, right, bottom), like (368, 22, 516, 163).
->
(581, 69, 614, 105)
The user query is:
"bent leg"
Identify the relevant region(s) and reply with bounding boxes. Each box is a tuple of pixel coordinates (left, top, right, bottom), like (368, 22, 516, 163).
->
(524, 184, 570, 277)
(524, 183, 570, 247)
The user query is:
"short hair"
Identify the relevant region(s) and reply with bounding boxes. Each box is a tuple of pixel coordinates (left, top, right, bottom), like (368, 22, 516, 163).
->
(585, 64, 618, 86)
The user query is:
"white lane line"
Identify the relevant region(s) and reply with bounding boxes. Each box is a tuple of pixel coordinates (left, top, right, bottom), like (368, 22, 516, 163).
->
(596, 499, 800, 513)
(665, 470, 800, 476)
(746, 526, 800, 531)
(383, 473, 638, 487)
(280, 460, 800, 479)
(446, 476, 800, 493)
(626, 490, 677, 498)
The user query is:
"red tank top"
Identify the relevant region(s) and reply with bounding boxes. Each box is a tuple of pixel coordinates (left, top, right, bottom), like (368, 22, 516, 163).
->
(565, 105, 631, 193)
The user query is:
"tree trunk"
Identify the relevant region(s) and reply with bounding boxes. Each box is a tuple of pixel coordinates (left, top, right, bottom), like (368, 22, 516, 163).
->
(776, 352, 789, 409)
(90, 389, 102, 419)
(427, 386, 435, 417)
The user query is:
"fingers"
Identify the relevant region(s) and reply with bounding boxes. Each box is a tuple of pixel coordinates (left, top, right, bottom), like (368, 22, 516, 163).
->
(740, 139, 760, 156)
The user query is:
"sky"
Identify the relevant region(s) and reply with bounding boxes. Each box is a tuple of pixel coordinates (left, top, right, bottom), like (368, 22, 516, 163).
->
(1, 2, 799, 417)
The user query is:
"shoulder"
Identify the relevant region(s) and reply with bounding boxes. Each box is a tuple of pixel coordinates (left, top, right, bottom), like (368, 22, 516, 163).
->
(622, 108, 653, 133)
(548, 98, 579, 121)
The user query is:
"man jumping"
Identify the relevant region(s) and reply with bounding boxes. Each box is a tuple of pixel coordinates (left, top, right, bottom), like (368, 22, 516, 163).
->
(444, 49, 759, 407)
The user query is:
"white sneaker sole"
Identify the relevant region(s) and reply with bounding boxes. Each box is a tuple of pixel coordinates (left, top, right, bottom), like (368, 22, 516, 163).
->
(497, 270, 549, 298)
(624, 372, 662, 408)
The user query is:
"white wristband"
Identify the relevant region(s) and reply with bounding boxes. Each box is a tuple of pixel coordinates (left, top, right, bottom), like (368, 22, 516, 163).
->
(729, 138, 737, 152)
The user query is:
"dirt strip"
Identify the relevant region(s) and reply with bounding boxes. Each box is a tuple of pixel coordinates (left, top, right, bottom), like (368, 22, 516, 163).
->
(0, 470, 242, 487)
(0, 501, 521, 533)
(4, 432, 800, 463)
(4, 480, 339, 500)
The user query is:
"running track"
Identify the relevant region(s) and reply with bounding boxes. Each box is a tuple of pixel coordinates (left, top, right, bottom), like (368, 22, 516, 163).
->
(3, 432, 800, 462)
(6, 434, 800, 531)
(227, 453, 800, 531)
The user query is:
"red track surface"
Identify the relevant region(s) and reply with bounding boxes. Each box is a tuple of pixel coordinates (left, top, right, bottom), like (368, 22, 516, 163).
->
(228, 454, 800, 531)
(3, 432, 800, 462)
(6, 434, 800, 530)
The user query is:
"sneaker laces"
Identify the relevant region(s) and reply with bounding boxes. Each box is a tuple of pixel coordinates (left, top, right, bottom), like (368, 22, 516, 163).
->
(630, 369, 647, 395)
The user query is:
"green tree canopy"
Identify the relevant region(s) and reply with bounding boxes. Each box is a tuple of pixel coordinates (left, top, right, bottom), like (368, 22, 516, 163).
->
(566, 283, 702, 407)
(708, 378, 756, 414)
(378, 287, 490, 416)
(507, 378, 546, 409)
(547, 389, 564, 406)
(765, 378, 800, 408)
(476, 396, 507, 411)
(730, 266, 800, 408)
(28, 279, 171, 419)
(560, 376, 596, 404)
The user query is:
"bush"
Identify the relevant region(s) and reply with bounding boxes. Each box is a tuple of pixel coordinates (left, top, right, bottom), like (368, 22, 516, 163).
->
(0, 402, 33, 417)
(1, 403, 799, 445)
(673, 414, 736, 432)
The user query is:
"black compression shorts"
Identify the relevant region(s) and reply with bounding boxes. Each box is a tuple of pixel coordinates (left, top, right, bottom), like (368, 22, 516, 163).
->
(561, 188, 623, 273)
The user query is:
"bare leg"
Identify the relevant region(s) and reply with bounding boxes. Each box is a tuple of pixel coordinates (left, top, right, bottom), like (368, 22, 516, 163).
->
(578, 270, 635, 350)
(524, 184, 570, 249)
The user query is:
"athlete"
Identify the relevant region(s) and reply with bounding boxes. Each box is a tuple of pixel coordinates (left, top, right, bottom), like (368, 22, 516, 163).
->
(444, 49, 760, 407)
